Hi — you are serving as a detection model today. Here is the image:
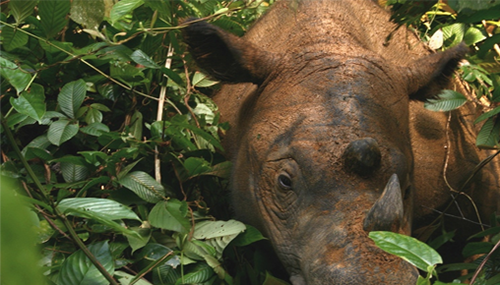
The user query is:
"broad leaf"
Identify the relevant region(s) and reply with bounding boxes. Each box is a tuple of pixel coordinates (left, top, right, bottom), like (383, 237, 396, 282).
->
(125, 227, 151, 253)
(475, 106, 500, 124)
(369, 231, 443, 272)
(70, 0, 107, 31)
(57, 241, 114, 285)
(38, 0, 71, 38)
(2, 26, 29, 51)
(110, 0, 144, 25)
(231, 224, 267, 247)
(80, 122, 110, 137)
(60, 161, 89, 182)
(476, 116, 500, 148)
(47, 119, 79, 146)
(8, 0, 38, 24)
(193, 220, 246, 258)
(58, 198, 141, 221)
(0, 57, 32, 95)
(115, 271, 153, 285)
(149, 200, 190, 232)
(58, 79, 87, 119)
(177, 263, 214, 284)
(119, 171, 165, 203)
(85, 108, 103, 124)
(424, 90, 468, 112)
(131, 50, 160, 69)
(9, 83, 46, 123)
(192, 72, 219, 88)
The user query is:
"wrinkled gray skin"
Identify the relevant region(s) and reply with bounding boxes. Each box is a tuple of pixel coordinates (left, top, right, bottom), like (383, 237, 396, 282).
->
(182, 0, 500, 284)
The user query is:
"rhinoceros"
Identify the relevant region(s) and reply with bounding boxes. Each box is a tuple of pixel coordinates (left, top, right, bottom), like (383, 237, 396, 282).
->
(182, 0, 500, 284)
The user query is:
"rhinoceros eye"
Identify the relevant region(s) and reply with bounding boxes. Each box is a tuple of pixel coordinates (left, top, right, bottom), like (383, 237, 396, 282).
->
(278, 174, 292, 190)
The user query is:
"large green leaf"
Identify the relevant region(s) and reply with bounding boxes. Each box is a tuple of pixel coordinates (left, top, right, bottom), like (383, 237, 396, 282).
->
(475, 106, 500, 124)
(70, 0, 109, 30)
(424, 90, 468, 112)
(119, 171, 165, 203)
(8, 0, 38, 24)
(9, 83, 46, 123)
(231, 224, 267, 247)
(0, 57, 32, 95)
(369, 231, 443, 272)
(80, 122, 110, 137)
(47, 118, 79, 146)
(58, 79, 87, 119)
(193, 220, 246, 258)
(2, 26, 29, 51)
(149, 200, 190, 232)
(60, 161, 89, 182)
(57, 241, 114, 285)
(131, 50, 160, 69)
(176, 263, 214, 285)
(58, 198, 141, 221)
(109, 0, 144, 25)
(38, 0, 71, 38)
(476, 116, 500, 148)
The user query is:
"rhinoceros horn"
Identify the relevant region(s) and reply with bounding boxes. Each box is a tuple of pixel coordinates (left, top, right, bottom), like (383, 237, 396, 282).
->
(363, 174, 404, 232)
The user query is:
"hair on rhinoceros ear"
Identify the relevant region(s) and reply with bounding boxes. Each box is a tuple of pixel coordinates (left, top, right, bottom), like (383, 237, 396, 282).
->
(405, 42, 468, 101)
(181, 18, 276, 85)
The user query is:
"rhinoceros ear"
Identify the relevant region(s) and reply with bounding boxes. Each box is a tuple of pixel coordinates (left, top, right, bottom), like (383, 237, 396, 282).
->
(182, 18, 274, 84)
(406, 43, 468, 101)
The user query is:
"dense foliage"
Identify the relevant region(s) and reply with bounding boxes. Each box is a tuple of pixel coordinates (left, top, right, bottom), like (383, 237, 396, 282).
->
(0, 0, 498, 285)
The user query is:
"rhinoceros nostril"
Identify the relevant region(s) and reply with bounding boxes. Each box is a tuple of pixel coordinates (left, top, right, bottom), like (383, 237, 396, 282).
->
(343, 137, 381, 176)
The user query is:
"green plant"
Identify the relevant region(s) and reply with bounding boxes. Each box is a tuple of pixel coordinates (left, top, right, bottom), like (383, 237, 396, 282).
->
(1, 0, 286, 284)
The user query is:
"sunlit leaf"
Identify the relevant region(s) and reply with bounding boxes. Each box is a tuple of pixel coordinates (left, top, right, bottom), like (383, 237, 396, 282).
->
(110, 0, 144, 25)
(148, 200, 190, 232)
(369, 231, 442, 272)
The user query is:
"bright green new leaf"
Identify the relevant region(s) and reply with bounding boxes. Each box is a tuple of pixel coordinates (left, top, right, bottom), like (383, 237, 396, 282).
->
(368, 231, 443, 272)
(58, 79, 87, 119)
(110, 0, 144, 25)
(148, 200, 190, 232)
(2, 26, 29, 51)
(57, 241, 114, 285)
(131, 50, 160, 69)
(192, 72, 219, 88)
(8, 0, 38, 24)
(464, 26, 486, 46)
(119, 171, 165, 203)
(38, 0, 71, 38)
(424, 90, 468, 112)
(441, 23, 465, 48)
(47, 119, 79, 146)
(58, 198, 141, 221)
(0, 57, 33, 95)
(9, 83, 46, 123)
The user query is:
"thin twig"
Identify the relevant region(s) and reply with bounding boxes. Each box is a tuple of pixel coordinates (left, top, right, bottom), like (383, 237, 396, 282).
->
(470, 238, 500, 284)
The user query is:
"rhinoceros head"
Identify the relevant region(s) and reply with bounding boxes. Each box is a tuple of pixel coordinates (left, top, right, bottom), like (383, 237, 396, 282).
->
(183, 17, 466, 284)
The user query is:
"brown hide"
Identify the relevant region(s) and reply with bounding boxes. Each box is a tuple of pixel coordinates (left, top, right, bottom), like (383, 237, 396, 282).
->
(183, 0, 500, 284)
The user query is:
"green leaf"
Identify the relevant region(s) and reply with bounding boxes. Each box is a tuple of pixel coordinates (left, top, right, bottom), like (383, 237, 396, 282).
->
(85, 108, 103, 124)
(192, 72, 219, 88)
(193, 219, 246, 258)
(80, 122, 110, 137)
(464, 26, 486, 46)
(9, 83, 46, 123)
(183, 157, 212, 178)
(160, 67, 184, 86)
(47, 118, 79, 146)
(58, 79, 87, 119)
(177, 263, 214, 284)
(262, 272, 290, 285)
(476, 116, 500, 148)
(416, 275, 431, 285)
(70, 0, 107, 30)
(462, 242, 494, 257)
(58, 198, 141, 221)
(90, 103, 111, 112)
(148, 200, 190, 232)
(475, 106, 500, 124)
(368, 231, 443, 272)
(119, 171, 165, 203)
(231, 224, 266, 247)
(38, 0, 71, 38)
(8, 0, 38, 24)
(60, 161, 89, 182)
(115, 271, 153, 285)
(110, 0, 144, 25)
(129, 110, 143, 140)
(78, 151, 108, 166)
(0, 57, 33, 95)
(131, 50, 160, 69)
(441, 23, 465, 48)
(2, 26, 29, 51)
(57, 241, 114, 285)
(125, 227, 151, 253)
(424, 90, 468, 112)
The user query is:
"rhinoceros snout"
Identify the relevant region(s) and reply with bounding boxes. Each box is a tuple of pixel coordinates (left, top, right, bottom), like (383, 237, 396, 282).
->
(363, 173, 405, 232)
(343, 137, 381, 176)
